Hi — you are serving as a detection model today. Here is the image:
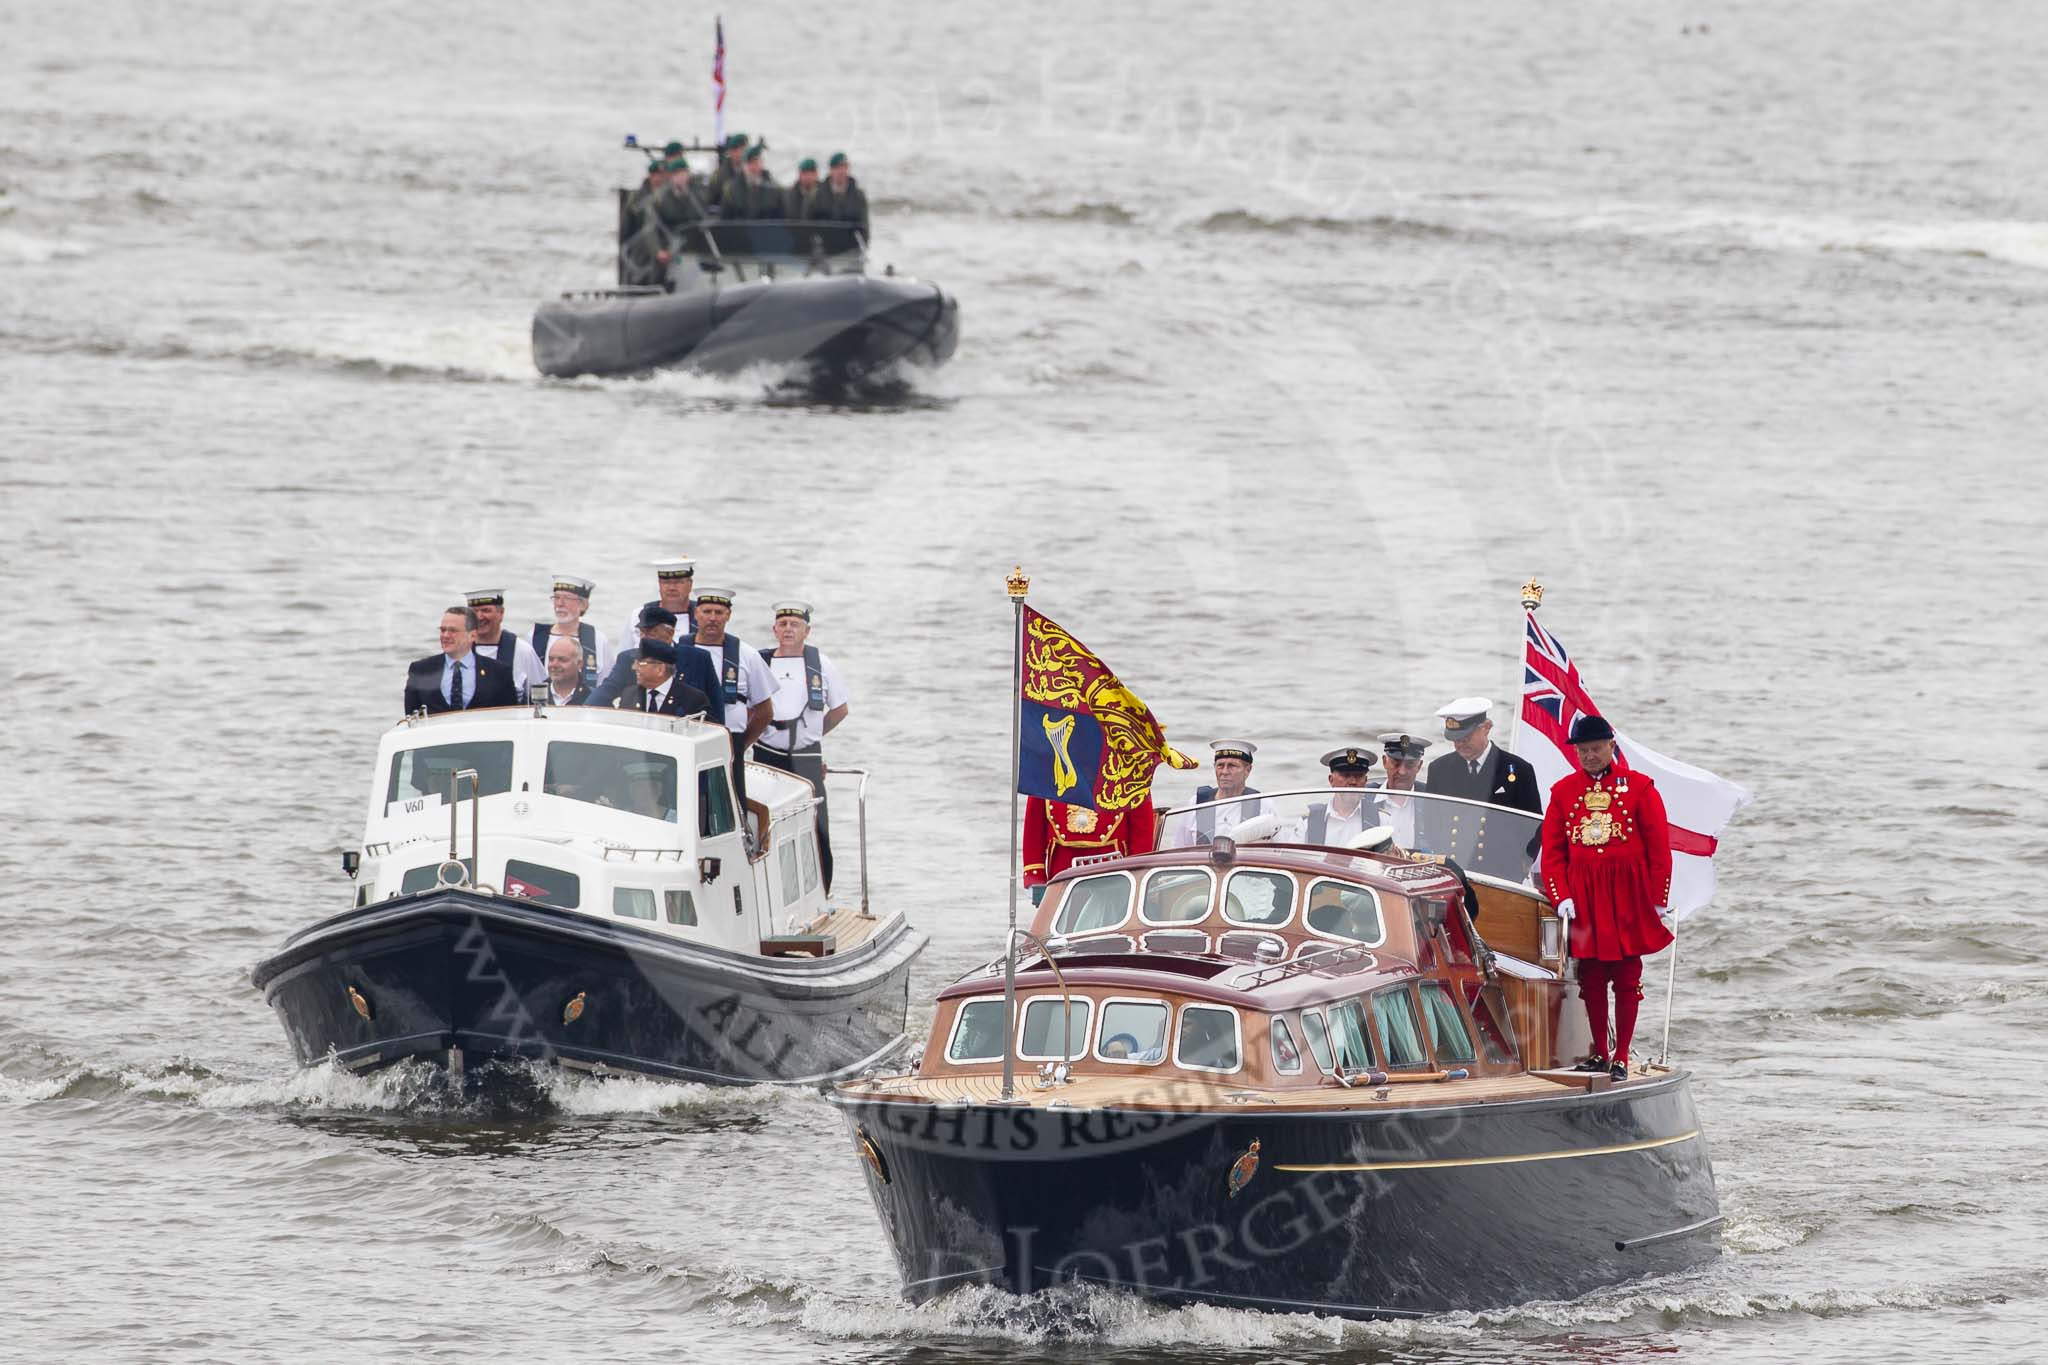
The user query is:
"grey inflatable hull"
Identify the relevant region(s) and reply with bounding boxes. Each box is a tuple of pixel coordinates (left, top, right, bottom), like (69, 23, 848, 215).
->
(533, 274, 958, 381)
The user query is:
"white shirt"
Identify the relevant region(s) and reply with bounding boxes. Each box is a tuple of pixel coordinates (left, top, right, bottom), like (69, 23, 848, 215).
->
(1294, 792, 1372, 846)
(1163, 793, 1260, 849)
(474, 633, 542, 693)
(640, 678, 673, 712)
(439, 651, 478, 707)
(546, 682, 583, 706)
(760, 648, 849, 750)
(1373, 787, 1421, 848)
(694, 635, 779, 735)
(536, 621, 616, 681)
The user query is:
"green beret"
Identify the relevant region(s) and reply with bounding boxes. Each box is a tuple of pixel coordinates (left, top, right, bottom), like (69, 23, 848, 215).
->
(798, 157, 817, 173)
(743, 144, 763, 163)
(664, 157, 689, 173)
(662, 140, 684, 157)
(725, 132, 747, 149)
(828, 151, 847, 168)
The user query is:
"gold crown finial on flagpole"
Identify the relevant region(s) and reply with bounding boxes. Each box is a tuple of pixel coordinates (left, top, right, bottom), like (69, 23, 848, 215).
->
(1005, 566, 1030, 600)
(1520, 578, 1545, 611)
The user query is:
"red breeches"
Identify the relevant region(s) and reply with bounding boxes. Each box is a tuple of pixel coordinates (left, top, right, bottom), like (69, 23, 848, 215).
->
(1576, 956, 1646, 1063)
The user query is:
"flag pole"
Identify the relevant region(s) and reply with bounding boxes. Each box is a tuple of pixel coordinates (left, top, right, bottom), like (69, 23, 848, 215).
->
(1660, 923, 1678, 1066)
(1001, 566, 1030, 1103)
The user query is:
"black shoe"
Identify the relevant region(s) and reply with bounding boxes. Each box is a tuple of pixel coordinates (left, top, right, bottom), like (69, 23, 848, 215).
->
(1608, 1062, 1629, 1082)
(1573, 1055, 1609, 1073)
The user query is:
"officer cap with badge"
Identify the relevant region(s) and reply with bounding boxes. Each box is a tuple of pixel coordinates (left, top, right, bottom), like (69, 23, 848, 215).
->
(1210, 739, 1257, 765)
(1436, 697, 1493, 737)
(1320, 746, 1376, 775)
(651, 557, 695, 582)
(1379, 732, 1432, 762)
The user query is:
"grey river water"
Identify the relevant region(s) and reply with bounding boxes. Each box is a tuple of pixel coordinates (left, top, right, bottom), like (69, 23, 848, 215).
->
(4, 2, 2047, 1361)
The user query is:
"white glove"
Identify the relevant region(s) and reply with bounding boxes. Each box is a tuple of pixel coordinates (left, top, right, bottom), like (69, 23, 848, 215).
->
(1656, 904, 1673, 922)
(1556, 898, 1576, 922)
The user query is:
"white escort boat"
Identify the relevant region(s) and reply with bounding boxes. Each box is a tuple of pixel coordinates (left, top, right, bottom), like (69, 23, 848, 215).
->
(252, 704, 924, 1085)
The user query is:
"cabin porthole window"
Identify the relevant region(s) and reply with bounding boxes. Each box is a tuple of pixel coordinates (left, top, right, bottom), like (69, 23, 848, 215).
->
(1270, 1017, 1303, 1075)
(777, 839, 802, 902)
(1094, 998, 1170, 1065)
(947, 999, 1008, 1062)
(1302, 878, 1387, 947)
(1327, 1001, 1377, 1072)
(1173, 1004, 1242, 1074)
(1016, 996, 1092, 1061)
(1299, 1010, 1335, 1074)
(1053, 873, 1134, 935)
(665, 889, 698, 926)
(1371, 987, 1430, 1069)
(1222, 870, 1294, 928)
(612, 887, 658, 922)
(1139, 868, 1214, 926)
(1420, 982, 1477, 1064)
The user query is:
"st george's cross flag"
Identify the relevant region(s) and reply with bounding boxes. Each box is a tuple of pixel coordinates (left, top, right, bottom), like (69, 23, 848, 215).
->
(1520, 610, 1752, 920)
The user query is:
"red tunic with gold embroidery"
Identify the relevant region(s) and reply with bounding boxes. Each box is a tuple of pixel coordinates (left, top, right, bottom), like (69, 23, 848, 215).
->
(1023, 796, 1156, 888)
(1539, 768, 1674, 961)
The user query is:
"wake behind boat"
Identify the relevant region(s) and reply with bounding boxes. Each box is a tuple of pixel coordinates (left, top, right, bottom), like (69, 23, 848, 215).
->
(253, 704, 924, 1086)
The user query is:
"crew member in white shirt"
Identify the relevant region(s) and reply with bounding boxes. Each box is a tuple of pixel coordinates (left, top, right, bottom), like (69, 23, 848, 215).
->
(1298, 746, 1377, 846)
(689, 588, 777, 817)
(753, 600, 850, 891)
(530, 575, 614, 692)
(1372, 732, 1432, 849)
(624, 557, 697, 649)
(1163, 741, 1264, 848)
(466, 588, 542, 696)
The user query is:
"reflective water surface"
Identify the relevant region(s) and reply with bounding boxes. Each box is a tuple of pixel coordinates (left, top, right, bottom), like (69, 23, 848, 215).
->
(4, 1, 2047, 1360)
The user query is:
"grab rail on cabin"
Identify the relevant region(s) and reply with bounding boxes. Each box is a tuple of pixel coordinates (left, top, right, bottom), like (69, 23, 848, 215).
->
(441, 768, 486, 892)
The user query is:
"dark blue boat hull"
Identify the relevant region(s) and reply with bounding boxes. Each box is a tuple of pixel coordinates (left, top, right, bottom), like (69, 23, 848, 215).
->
(253, 890, 923, 1085)
(834, 1072, 1719, 1317)
(533, 273, 958, 381)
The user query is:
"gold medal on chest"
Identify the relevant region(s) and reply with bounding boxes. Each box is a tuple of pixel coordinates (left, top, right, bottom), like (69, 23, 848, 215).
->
(1066, 806, 1097, 834)
(1577, 786, 1615, 846)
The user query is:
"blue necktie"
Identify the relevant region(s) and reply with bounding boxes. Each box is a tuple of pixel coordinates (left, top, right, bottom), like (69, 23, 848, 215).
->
(451, 660, 466, 709)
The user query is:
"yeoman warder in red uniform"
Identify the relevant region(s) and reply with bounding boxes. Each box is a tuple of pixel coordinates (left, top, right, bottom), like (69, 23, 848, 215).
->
(1539, 713, 1673, 1081)
(1023, 796, 1157, 906)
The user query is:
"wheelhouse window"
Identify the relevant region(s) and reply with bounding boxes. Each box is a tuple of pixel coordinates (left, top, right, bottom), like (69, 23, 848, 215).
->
(1017, 997, 1091, 1061)
(698, 767, 736, 837)
(665, 889, 698, 926)
(1463, 981, 1518, 1065)
(777, 839, 802, 901)
(385, 740, 515, 810)
(1223, 870, 1294, 927)
(799, 831, 820, 894)
(1420, 983, 1477, 1064)
(1304, 879, 1385, 945)
(503, 859, 578, 909)
(1140, 868, 1213, 925)
(1175, 1005, 1241, 1073)
(1372, 987, 1429, 1068)
(1327, 1000, 1376, 1071)
(1054, 873, 1132, 935)
(1299, 1010, 1335, 1073)
(1270, 1017, 1303, 1074)
(947, 999, 1007, 1062)
(1095, 999, 1169, 1064)
(544, 742, 678, 823)
(613, 887, 657, 921)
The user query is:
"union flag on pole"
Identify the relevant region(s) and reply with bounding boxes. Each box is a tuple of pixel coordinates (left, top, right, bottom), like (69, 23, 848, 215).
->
(1520, 609, 1752, 920)
(1017, 606, 1196, 812)
(711, 18, 727, 149)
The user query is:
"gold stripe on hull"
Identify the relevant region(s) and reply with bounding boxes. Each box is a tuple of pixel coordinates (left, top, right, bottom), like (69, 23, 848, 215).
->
(1274, 1129, 1700, 1173)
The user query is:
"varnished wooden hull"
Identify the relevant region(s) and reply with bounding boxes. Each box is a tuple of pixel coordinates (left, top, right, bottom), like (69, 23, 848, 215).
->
(833, 1071, 1718, 1317)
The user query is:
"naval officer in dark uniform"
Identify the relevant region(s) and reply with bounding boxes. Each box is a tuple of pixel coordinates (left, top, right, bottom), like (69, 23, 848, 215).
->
(1417, 697, 1541, 879)
(593, 606, 724, 720)
(404, 606, 518, 715)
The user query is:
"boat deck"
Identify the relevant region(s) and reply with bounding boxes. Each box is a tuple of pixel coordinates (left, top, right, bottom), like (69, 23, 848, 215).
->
(761, 905, 888, 957)
(839, 1063, 1671, 1113)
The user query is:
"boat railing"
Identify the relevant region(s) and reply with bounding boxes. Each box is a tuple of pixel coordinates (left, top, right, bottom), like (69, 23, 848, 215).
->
(440, 767, 485, 892)
(828, 766, 873, 918)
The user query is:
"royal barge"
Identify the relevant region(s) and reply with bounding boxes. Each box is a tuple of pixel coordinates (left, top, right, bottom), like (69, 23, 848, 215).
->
(833, 789, 1717, 1318)
(254, 705, 923, 1085)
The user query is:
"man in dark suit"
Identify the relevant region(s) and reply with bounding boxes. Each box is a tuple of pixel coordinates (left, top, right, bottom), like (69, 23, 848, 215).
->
(403, 606, 519, 715)
(614, 639, 714, 718)
(592, 606, 725, 722)
(1417, 697, 1541, 880)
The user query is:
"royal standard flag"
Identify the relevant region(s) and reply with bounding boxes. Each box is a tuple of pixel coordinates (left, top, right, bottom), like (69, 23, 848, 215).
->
(1017, 606, 1196, 811)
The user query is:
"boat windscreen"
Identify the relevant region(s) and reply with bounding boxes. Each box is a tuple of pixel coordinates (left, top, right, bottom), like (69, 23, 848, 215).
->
(386, 740, 515, 810)
(544, 741, 678, 823)
(1157, 787, 1542, 885)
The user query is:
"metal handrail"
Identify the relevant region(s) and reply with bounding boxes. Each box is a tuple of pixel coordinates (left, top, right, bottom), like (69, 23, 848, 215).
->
(829, 767, 873, 917)
(445, 768, 480, 888)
